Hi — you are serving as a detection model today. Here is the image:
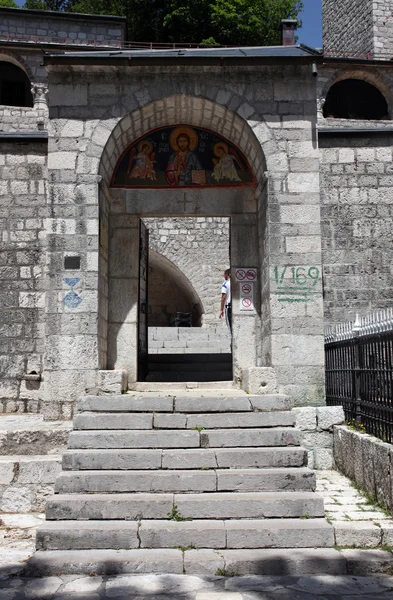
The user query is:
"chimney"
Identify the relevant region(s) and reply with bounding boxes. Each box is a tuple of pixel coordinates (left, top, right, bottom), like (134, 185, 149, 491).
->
(280, 19, 298, 46)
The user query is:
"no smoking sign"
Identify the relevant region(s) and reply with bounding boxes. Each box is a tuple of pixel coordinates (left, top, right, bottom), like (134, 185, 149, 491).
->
(235, 268, 257, 282)
(239, 281, 254, 311)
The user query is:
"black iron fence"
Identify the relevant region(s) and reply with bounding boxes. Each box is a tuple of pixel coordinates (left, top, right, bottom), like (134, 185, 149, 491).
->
(325, 311, 393, 444)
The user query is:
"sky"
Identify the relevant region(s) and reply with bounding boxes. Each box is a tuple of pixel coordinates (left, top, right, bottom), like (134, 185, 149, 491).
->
(15, 0, 323, 48)
(297, 0, 323, 49)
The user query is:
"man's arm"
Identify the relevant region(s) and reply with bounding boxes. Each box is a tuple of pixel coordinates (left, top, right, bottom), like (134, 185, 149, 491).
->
(219, 292, 226, 319)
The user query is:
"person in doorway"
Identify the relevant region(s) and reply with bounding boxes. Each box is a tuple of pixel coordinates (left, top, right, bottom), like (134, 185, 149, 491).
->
(219, 268, 232, 346)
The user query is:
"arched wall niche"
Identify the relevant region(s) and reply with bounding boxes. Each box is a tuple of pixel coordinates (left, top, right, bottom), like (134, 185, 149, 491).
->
(98, 95, 268, 380)
(320, 69, 393, 120)
(0, 54, 34, 108)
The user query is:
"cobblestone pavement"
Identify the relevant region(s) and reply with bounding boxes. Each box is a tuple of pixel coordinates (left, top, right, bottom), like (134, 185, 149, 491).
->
(1, 470, 393, 598)
(1, 573, 393, 599)
(317, 470, 393, 547)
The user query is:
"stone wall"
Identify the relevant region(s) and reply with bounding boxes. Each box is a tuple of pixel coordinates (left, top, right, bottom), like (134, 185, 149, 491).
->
(322, 0, 374, 55)
(320, 133, 393, 324)
(0, 7, 125, 47)
(146, 217, 230, 327)
(334, 425, 393, 512)
(322, 0, 393, 58)
(373, 0, 393, 57)
(293, 406, 345, 469)
(0, 141, 47, 414)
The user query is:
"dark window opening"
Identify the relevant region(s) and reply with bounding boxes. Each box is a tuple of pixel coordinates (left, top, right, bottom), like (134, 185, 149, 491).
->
(0, 62, 33, 108)
(323, 79, 389, 120)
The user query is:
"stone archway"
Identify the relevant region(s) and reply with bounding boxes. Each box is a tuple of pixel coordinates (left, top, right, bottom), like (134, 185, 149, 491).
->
(97, 96, 267, 384)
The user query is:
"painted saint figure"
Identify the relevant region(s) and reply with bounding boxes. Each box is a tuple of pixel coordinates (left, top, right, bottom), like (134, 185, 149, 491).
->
(128, 141, 156, 181)
(165, 127, 204, 186)
(212, 143, 241, 183)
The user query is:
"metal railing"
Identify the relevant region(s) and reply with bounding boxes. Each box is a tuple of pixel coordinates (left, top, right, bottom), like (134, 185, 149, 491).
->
(0, 32, 227, 49)
(325, 309, 393, 443)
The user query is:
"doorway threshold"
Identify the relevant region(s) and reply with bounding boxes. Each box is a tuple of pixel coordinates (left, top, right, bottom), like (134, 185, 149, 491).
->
(129, 380, 237, 392)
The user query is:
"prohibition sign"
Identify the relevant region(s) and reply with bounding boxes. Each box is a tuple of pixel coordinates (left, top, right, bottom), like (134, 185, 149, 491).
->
(242, 283, 252, 294)
(242, 297, 252, 308)
(236, 269, 246, 281)
(246, 269, 257, 281)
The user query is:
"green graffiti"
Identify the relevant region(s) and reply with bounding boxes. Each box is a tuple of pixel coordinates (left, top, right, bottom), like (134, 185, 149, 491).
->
(273, 266, 320, 303)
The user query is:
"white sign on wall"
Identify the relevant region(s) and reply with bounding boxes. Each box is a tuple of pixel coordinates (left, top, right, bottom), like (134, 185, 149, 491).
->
(240, 281, 254, 311)
(235, 268, 257, 282)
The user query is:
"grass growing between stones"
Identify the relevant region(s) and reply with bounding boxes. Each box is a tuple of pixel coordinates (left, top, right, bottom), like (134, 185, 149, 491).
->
(351, 482, 391, 517)
(167, 505, 192, 521)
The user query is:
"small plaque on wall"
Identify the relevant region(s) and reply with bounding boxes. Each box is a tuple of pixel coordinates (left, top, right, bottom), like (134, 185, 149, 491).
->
(64, 256, 81, 270)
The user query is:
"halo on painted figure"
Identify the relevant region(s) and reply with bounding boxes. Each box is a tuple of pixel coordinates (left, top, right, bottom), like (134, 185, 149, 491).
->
(169, 126, 198, 152)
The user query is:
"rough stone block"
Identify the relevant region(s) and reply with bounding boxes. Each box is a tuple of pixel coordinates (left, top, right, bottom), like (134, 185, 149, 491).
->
(97, 370, 128, 394)
(317, 407, 345, 431)
(241, 367, 278, 395)
(140, 520, 226, 549)
(334, 522, 382, 548)
(293, 407, 317, 431)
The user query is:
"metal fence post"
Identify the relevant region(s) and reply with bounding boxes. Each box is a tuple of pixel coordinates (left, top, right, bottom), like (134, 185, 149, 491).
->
(352, 314, 362, 425)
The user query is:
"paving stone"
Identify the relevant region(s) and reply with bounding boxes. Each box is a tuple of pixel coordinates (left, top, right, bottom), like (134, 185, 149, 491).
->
(23, 576, 63, 598)
(61, 576, 103, 593)
(36, 521, 139, 550)
(334, 521, 382, 547)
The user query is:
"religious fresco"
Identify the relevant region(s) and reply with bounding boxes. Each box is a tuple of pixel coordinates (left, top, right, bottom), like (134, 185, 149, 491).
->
(111, 126, 254, 188)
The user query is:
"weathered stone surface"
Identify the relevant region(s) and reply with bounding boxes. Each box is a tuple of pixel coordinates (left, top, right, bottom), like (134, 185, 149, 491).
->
(242, 368, 278, 395)
(186, 411, 295, 429)
(225, 519, 334, 549)
(78, 396, 174, 413)
(214, 447, 307, 469)
(25, 549, 184, 576)
(36, 521, 139, 550)
(140, 520, 226, 549)
(68, 430, 200, 449)
(175, 492, 324, 519)
(46, 493, 173, 520)
(210, 549, 347, 576)
(216, 468, 315, 492)
(201, 428, 300, 448)
(62, 449, 162, 470)
(316, 407, 345, 431)
(73, 413, 153, 430)
(342, 549, 393, 575)
(293, 407, 317, 431)
(55, 470, 217, 493)
(174, 397, 251, 413)
(334, 521, 382, 548)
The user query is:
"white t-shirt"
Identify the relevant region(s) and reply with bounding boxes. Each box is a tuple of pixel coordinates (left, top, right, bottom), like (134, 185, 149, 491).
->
(221, 278, 231, 305)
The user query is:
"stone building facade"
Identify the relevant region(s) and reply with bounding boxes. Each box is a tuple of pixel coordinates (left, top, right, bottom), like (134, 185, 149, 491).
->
(1, 5, 393, 416)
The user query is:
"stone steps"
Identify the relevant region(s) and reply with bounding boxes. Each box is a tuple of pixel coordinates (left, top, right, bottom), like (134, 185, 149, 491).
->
(26, 548, 353, 577)
(62, 447, 307, 470)
(73, 411, 296, 430)
(67, 428, 301, 449)
(37, 391, 335, 574)
(54, 467, 316, 494)
(78, 394, 292, 413)
(36, 518, 333, 551)
(46, 491, 324, 520)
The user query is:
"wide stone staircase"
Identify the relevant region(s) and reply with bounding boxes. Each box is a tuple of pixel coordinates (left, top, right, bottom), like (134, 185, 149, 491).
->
(29, 392, 342, 576)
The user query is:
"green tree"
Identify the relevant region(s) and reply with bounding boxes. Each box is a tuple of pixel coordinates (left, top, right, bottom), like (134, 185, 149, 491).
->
(0, 0, 19, 7)
(21, 0, 303, 45)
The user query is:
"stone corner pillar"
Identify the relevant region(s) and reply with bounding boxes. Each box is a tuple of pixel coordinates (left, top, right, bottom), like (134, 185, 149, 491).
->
(241, 367, 278, 395)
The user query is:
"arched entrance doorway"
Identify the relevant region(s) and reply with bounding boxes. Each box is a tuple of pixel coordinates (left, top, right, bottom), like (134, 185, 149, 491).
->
(98, 98, 267, 386)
